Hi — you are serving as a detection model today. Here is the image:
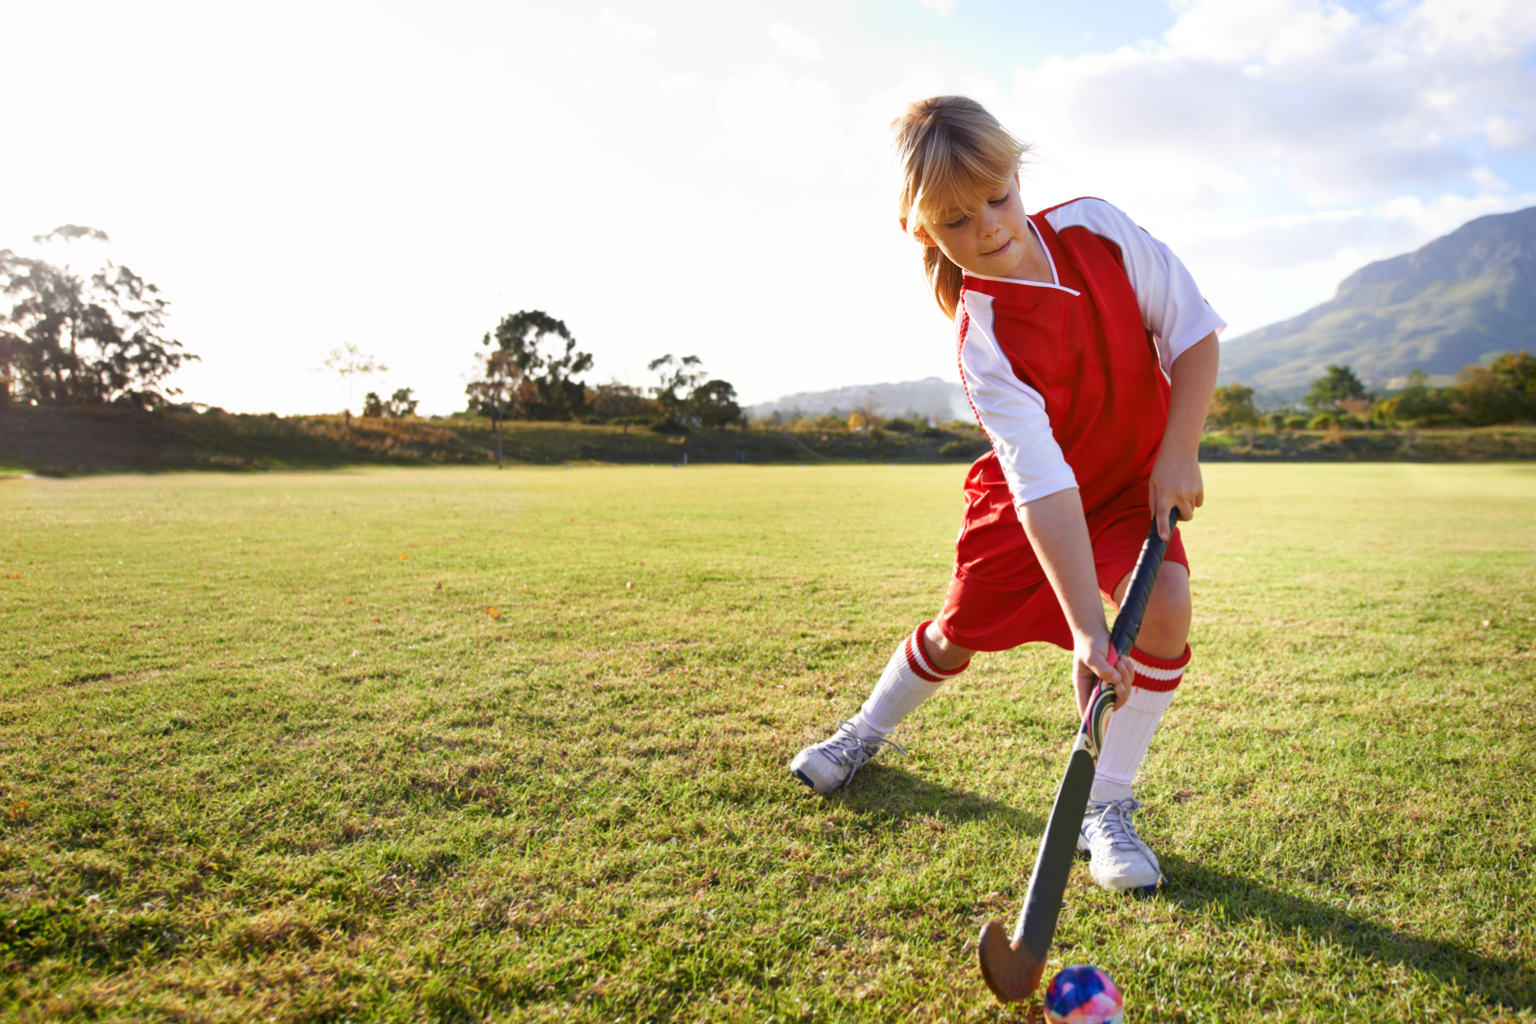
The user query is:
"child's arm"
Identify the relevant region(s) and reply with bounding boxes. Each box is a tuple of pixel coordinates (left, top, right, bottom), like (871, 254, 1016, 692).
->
(1019, 489, 1136, 714)
(1150, 331, 1220, 540)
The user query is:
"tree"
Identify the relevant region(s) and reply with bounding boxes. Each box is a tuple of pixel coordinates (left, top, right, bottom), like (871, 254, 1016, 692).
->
(362, 388, 419, 418)
(466, 348, 525, 468)
(1207, 383, 1258, 430)
(648, 354, 706, 430)
(692, 378, 744, 429)
(388, 388, 419, 417)
(1454, 352, 1536, 425)
(0, 227, 198, 408)
(1304, 364, 1367, 411)
(1372, 369, 1456, 426)
(484, 310, 592, 420)
(588, 381, 655, 433)
(1468, 350, 1536, 423)
(1490, 350, 1536, 394)
(316, 343, 388, 423)
(848, 388, 883, 431)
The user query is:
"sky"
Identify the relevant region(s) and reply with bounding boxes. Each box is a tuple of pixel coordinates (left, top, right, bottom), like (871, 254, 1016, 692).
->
(3, 0, 1535, 415)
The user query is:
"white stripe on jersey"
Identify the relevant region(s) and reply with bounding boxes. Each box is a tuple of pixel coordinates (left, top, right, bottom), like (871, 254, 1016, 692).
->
(957, 289, 1079, 508)
(1043, 198, 1226, 375)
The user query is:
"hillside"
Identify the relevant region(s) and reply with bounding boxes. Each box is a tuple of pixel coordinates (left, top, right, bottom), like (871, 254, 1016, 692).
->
(747, 377, 974, 423)
(1219, 205, 1536, 396)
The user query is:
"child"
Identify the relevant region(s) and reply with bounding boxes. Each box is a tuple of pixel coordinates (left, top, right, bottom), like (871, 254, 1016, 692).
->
(789, 96, 1222, 894)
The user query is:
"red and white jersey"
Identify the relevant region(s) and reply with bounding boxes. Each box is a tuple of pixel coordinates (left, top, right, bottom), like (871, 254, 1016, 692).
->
(956, 197, 1224, 516)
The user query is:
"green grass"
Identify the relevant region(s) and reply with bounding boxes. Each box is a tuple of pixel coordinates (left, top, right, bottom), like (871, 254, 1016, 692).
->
(0, 464, 1532, 1022)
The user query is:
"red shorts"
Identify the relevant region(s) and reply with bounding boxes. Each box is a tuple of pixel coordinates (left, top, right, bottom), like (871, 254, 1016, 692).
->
(936, 453, 1188, 652)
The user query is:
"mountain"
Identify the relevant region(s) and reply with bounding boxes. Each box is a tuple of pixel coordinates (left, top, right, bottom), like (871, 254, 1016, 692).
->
(1218, 205, 1536, 397)
(748, 377, 975, 423)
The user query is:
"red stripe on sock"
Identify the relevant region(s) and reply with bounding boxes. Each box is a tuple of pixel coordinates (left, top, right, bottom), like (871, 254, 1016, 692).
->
(904, 628, 943, 683)
(1128, 643, 1190, 693)
(1129, 644, 1191, 670)
(910, 620, 969, 678)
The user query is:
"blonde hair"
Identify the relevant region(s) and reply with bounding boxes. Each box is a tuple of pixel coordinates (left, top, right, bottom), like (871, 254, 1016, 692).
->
(891, 96, 1030, 319)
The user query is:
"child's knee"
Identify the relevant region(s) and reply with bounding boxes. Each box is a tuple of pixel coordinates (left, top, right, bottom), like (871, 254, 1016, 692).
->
(1136, 566, 1191, 656)
(1148, 565, 1190, 616)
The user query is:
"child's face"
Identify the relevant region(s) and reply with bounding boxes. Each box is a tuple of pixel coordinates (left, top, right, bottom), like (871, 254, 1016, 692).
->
(910, 174, 1038, 279)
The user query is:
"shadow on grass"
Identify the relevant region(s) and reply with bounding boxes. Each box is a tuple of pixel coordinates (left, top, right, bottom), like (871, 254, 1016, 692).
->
(1157, 853, 1533, 1010)
(809, 769, 1529, 1010)
(826, 764, 1047, 837)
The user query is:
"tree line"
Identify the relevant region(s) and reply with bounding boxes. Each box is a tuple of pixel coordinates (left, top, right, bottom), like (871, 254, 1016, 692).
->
(1207, 352, 1536, 431)
(0, 228, 744, 434)
(0, 227, 195, 409)
(464, 310, 743, 432)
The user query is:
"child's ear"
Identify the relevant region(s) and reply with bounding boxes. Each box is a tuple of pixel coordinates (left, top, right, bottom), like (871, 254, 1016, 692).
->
(901, 218, 939, 247)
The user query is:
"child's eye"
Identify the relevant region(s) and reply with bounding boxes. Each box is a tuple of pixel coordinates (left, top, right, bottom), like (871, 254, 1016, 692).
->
(946, 215, 968, 229)
(987, 193, 1008, 206)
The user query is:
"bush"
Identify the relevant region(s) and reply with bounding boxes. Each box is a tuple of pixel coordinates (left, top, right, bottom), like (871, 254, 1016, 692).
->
(868, 427, 887, 442)
(922, 426, 943, 439)
(939, 440, 981, 459)
(1374, 369, 1460, 427)
(1308, 413, 1336, 430)
(649, 418, 689, 435)
(1456, 362, 1531, 425)
(1209, 383, 1259, 429)
(885, 418, 917, 433)
(1266, 412, 1287, 431)
(1284, 415, 1309, 429)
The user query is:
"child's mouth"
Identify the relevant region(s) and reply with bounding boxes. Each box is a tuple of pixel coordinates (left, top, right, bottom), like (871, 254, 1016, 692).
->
(984, 239, 1012, 257)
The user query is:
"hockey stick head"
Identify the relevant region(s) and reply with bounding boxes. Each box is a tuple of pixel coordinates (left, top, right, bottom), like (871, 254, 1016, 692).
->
(977, 919, 1046, 1003)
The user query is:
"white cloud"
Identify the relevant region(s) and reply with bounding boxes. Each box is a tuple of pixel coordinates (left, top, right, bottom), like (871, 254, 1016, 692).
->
(1010, 0, 1536, 206)
(768, 21, 823, 61)
(985, 0, 1536, 336)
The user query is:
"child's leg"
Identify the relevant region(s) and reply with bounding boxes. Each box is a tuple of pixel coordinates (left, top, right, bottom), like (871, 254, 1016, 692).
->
(790, 621, 973, 794)
(853, 621, 973, 737)
(1079, 562, 1191, 893)
(1092, 562, 1191, 801)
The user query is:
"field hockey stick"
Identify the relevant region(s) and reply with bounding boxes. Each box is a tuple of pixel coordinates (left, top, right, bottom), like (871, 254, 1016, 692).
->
(977, 508, 1179, 1004)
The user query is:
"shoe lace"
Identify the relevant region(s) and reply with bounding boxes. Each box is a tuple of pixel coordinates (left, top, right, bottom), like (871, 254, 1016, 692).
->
(827, 720, 905, 787)
(1087, 798, 1145, 852)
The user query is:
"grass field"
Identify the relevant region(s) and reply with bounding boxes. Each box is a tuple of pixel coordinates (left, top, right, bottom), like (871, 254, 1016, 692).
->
(1, 463, 1533, 1022)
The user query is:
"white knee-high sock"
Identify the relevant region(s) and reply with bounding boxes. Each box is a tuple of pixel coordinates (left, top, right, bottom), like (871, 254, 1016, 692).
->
(1091, 644, 1191, 802)
(853, 621, 968, 738)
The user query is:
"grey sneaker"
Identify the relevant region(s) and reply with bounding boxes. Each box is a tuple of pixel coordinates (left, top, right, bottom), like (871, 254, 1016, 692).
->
(789, 721, 904, 794)
(1077, 797, 1162, 893)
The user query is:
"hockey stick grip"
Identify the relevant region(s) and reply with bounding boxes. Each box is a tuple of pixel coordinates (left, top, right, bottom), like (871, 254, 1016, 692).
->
(1107, 507, 1179, 663)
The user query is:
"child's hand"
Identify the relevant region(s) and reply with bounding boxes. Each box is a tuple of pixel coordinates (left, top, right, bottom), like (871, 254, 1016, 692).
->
(1073, 629, 1134, 716)
(1149, 448, 1203, 541)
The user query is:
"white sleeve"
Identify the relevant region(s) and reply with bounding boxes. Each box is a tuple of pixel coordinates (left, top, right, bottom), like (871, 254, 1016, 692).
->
(958, 290, 1078, 509)
(1044, 198, 1225, 374)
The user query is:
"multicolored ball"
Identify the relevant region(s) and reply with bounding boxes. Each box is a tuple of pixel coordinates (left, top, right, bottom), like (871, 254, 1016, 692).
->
(1043, 965, 1124, 1024)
